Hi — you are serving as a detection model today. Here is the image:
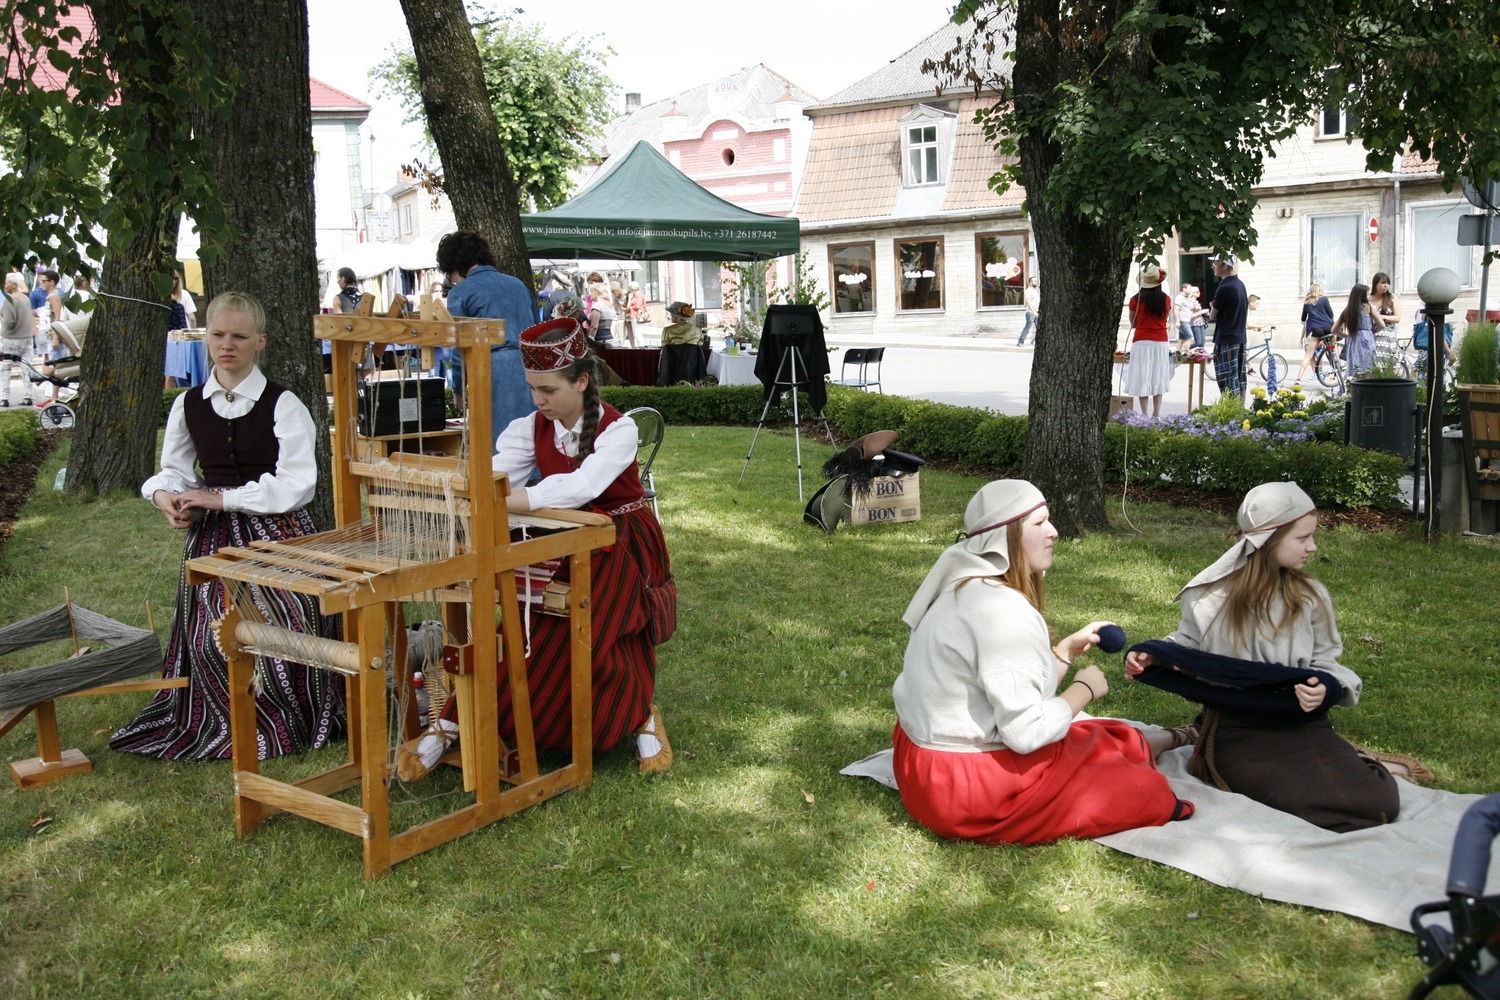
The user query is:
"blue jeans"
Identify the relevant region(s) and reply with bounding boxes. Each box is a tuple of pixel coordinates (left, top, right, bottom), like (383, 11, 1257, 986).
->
(1191, 324, 1206, 349)
(1018, 312, 1037, 345)
(1178, 320, 1194, 344)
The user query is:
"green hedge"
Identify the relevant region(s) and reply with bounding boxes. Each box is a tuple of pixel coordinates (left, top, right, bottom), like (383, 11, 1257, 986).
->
(0, 409, 41, 470)
(600, 385, 811, 426)
(163, 387, 190, 424)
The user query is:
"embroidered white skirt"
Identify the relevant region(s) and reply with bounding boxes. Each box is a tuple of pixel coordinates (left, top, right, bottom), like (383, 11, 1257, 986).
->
(1123, 340, 1174, 396)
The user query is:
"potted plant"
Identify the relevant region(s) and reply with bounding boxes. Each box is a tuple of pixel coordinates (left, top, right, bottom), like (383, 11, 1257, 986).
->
(1455, 320, 1500, 520)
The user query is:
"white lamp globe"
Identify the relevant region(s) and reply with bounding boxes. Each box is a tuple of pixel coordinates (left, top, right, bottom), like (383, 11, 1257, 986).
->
(1417, 267, 1461, 307)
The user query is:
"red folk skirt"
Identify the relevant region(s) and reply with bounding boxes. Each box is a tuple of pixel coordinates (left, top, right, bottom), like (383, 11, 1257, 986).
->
(496, 504, 675, 753)
(892, 719, 1191, 845)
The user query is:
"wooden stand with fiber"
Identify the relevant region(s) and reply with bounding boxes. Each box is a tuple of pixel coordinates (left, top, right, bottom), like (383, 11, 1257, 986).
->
(184, 300, 613, 879)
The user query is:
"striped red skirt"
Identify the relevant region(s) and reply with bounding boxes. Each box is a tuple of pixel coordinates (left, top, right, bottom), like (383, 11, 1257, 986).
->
(111, 508, 347, 761)
(892, 719, 1191, 845)
(497, 506, 674, 753)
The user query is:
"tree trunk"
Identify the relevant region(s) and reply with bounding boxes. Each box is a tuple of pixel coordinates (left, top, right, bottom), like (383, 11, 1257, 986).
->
(68, 3, 183, 497)
(398, 0, 532, 288)
(1015, 0, 1140, 537)
(186, 0, 332, 530)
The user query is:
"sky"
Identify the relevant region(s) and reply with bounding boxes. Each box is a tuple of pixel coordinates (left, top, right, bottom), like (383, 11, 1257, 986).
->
(307, 0, 957, 193)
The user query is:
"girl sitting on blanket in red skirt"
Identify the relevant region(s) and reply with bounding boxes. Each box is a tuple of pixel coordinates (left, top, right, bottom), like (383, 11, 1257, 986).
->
(892, 480, 1196, 845)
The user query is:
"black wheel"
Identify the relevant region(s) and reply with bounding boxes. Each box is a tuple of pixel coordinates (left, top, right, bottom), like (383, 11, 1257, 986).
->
(1315, 347, 1341, 388)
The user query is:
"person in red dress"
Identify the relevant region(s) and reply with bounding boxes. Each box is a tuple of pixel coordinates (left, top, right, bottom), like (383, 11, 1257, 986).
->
(488, 318, 676, 770)
(891, 480, 1195, 845)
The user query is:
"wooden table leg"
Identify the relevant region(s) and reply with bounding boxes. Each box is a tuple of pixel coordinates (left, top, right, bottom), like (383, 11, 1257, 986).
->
(357, 603, 390, 880)
(569, 551, 594, 788)
(8, 700, 93, 789)
(219, 604, 263, 837)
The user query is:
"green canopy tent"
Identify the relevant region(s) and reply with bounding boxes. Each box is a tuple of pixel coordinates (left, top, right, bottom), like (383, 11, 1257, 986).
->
(521, 141, 799, 261)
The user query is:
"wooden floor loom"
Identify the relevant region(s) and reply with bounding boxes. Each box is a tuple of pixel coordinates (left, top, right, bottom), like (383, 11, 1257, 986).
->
(184, 299, 614, 879)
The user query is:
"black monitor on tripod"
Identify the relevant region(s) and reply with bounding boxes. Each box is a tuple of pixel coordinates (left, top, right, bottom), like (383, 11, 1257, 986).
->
(741, 305, 836, 500)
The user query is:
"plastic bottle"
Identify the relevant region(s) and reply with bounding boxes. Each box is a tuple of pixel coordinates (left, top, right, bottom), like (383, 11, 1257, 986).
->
(414, 671, 429, 727)
(53, 467, 66, 491)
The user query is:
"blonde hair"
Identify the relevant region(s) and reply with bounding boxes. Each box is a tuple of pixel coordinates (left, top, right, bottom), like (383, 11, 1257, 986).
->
(3, 273, 23, 294)
(1216, 520, 1328, 646)
(955, 520, 1047, 612)
(205, 291, 266, 334)
(1304, 284, 1325, 304)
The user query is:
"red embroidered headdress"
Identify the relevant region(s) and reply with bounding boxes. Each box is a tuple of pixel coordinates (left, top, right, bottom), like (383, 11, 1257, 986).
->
(520, 318, 587, 372)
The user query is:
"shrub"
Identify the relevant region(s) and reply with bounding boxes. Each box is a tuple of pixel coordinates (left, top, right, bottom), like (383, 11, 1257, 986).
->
(0, 408, 41, 469)
(1458, 320, 1498, 386)
(163, 387, 190, 424)
(600, 385, 811, 425)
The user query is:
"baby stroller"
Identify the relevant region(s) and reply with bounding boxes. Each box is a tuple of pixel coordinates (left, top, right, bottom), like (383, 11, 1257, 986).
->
(1410, 793, 1500, 998)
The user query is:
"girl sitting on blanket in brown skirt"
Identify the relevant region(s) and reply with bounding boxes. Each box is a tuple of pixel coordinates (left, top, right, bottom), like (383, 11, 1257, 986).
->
(1124, 481, 1430, 833)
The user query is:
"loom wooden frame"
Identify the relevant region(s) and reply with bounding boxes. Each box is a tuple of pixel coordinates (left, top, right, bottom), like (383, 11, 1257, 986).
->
(184, 301, 615, 879)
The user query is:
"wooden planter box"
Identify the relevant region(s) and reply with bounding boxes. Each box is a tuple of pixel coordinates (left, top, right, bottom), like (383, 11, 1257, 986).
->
(1456, 384, 1500, 503)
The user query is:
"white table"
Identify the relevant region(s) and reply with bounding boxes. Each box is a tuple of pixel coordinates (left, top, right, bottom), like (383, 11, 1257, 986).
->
(706, 350, 758, 386)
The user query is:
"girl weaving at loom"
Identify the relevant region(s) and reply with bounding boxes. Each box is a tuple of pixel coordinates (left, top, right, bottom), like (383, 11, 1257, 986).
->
(112, 292, 345, 761)
(1124, 481, 1431, 832)
(891, 480, 1196, 845)
(408, 317, 675, 774)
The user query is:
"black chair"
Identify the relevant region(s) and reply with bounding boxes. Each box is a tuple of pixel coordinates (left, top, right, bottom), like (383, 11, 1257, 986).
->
(829, 347, 884, 392)
(623, 406, 664, 520)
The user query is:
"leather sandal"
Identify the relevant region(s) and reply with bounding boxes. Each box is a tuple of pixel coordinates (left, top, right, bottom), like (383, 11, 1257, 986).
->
(1350, 744, 1434, 784)
(636, 703, 673, 773)
(1164, 724, 1200, 751)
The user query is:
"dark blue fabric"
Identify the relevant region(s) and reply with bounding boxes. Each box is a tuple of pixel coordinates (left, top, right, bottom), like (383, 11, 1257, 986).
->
(28, 287, 46, 310)
(1129, 639, 1343, 728)
(1211, 274, 1249, 345)
(1301, 296, 1334, 334)
(1449, 793, 1500, 897)
(444, 265, 536, 436)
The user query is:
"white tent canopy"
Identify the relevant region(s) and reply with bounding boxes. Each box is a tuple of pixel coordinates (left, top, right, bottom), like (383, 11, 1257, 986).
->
(322, 239, 439, 280)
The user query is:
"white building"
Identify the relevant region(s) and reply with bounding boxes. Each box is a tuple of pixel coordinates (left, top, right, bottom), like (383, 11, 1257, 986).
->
(310, 79, 373, 260)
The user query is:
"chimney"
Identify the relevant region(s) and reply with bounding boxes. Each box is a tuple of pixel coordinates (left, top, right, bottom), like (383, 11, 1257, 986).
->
(625, 92, 641, 112)
(773, 91, 803, 121)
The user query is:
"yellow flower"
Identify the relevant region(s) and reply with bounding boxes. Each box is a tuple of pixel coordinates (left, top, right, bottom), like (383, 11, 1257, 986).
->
(1294, 410, 1308, 417)
(1252, 387, 1267, 398)
(1291, 383, 1302, 391)
(1242, 419, 1252, 429)
(1278, 388, 1292, 397)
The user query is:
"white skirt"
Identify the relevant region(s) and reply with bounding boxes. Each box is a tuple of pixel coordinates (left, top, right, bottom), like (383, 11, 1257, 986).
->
(1123, 339, 1174, 396)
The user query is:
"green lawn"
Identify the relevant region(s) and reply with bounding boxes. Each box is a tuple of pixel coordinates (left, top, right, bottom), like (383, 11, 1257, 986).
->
(3, 428, 1497, 999)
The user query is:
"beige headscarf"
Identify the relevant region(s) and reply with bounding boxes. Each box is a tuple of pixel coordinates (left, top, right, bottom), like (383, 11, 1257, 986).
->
(902, 480, 1047, 629)
(1178, 481, 1317, 596)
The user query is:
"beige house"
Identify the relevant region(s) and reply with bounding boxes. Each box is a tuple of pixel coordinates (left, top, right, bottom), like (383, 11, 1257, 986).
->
(795, 26, 1030, 339)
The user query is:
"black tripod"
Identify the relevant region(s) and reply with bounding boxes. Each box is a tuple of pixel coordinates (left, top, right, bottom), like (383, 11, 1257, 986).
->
(738, 320, 835, 501)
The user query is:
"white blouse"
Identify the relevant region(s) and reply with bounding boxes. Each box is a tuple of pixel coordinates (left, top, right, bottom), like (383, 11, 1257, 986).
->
(492, 407, 638, 510)
(1169, 578, 1362, 706)
(893, 580, 1073, 755)
(141, 367, 318, 515)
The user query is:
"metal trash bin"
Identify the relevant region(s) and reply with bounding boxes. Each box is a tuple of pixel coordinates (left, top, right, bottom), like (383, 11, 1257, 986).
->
(1348, 377, 1418, 459)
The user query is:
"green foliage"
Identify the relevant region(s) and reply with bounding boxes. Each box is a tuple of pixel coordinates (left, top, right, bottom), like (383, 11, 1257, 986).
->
(1246, 384, 1336, 431)
(0, 2, 238, 285)
(785, 250, 831, 315)
(1458, 321, 1499, 386)
(162, 387, 189, 424)
(370, 17, 615, 211)
(718, 260, 773, 341)
(1193, 392, 1251, 426)
(601, 385, 811, 426)
(0, 407, 40, 468)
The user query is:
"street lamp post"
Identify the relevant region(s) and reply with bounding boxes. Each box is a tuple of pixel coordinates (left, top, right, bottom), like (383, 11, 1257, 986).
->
(1417, 266, 1461, 536)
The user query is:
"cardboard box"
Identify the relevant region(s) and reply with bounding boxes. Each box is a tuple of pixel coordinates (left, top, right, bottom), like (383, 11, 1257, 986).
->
(1108, 395, 1134, 422)
(849, 472, 922, 526)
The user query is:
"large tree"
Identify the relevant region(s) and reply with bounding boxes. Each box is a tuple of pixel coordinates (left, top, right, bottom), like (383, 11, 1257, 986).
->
(186, 0, 332, 528)
(371, 13, 615, 212)
(932, 0, 1500, 536)
(0, 1, 237, 495)
(392, 0, 534, 287)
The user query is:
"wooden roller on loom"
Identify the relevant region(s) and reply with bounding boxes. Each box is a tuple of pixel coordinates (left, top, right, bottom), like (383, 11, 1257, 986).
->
(183, 293, 615, 879)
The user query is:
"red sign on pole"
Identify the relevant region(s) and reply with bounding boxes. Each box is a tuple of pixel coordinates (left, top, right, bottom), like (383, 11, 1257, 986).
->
(1368, 218, 1379, 242)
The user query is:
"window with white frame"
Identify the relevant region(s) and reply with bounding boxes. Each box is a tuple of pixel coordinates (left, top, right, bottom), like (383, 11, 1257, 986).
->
(906, 125, 939, 185)
(694, 260, 723, 310)
(1319, 103, 1355, 138)
(403, 204, 413, 234)
(1410, 203, 1474, 287)
(1309, 214, 1360, 291)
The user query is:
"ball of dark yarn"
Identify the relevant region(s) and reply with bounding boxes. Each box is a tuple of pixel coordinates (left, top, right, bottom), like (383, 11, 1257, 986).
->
(1097, 624, 1127, 654)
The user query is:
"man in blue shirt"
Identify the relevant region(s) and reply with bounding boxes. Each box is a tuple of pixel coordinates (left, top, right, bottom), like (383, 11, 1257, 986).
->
(437, 232, 536, 440)
(1209, 254, 1249, 399)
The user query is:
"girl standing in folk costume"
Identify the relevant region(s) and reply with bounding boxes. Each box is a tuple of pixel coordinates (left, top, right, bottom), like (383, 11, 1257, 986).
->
(113, 292, 345, 761)
(1123, 264, 1176, 417)
(892, 480, 1196, 846)
(492, 318, 675, 770)
(1125, 482, 1427, 832)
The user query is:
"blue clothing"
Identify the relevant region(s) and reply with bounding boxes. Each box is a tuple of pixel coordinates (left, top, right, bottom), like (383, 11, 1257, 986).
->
(28, 287, 46, 310)
(1211, 274, 1249, 345)
(444, 265, 536, 439)
(1301, 296, 1334, 335)
(1017, 312, 1037, 345)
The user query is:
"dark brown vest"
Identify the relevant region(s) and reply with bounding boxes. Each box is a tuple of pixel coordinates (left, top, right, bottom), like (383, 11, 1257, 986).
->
(184, 379, 286, 488)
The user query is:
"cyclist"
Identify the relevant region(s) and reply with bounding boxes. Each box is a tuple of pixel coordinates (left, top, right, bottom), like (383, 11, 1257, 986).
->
(1295, 284, 1335, 383)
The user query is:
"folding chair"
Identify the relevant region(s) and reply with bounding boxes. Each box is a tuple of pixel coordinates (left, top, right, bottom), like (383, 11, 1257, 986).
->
(829, 347, 883, 392)
(624, 406, 664, 519)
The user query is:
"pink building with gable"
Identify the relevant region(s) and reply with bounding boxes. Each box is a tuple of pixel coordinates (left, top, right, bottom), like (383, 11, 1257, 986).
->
(597, 67, 816, 327)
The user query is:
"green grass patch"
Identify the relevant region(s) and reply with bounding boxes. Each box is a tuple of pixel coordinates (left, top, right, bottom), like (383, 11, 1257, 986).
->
(2, 428, 1494, 998)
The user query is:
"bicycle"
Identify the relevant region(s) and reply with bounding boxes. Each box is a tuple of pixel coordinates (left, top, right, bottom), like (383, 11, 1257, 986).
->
(1243, 327, 1290, 384)
(1312, 337, 1347, 392)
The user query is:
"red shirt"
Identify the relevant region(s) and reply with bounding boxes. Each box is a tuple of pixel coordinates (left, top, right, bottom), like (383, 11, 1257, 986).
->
(1129, 294, 1170, 342)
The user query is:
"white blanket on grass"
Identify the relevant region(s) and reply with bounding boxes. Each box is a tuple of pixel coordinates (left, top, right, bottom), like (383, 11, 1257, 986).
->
(840, 744, 1499, 931)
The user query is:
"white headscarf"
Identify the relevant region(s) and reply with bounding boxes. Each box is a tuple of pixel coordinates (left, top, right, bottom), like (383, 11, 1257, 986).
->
(1178, 481, 1317, 596)
(901, 480, 1047, 629)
